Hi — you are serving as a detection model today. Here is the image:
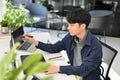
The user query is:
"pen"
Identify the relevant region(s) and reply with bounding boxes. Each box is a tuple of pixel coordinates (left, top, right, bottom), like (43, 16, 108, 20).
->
(22, 35, 33, 38)
(27, 35, 33, 38)
(48, 56, 62, 60)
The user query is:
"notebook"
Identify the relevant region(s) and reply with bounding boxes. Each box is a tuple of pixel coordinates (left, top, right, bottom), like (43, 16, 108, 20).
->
(11, 26, 36, 52)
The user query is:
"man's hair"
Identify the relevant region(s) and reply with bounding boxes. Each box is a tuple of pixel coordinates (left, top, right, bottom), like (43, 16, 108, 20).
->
(66, 8, 91, 29)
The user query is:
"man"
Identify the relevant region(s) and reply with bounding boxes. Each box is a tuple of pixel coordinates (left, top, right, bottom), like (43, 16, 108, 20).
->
(23, 8, 102, 80)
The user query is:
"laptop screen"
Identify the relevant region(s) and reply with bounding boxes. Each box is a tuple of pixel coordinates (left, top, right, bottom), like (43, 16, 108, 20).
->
(11, 26, 24, 43)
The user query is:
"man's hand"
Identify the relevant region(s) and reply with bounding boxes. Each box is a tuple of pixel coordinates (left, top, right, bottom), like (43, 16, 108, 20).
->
(46, 65, 60, 74)
(22, 33, 38, 46)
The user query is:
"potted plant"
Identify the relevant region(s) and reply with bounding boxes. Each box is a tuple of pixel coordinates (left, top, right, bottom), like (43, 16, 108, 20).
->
(0, 42, 52, 80)
(0, 19, 9, 34)
(3, 1, 36, 31)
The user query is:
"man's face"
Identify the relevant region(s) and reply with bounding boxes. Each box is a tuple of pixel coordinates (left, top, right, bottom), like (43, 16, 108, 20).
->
(67, 23, 83, 36)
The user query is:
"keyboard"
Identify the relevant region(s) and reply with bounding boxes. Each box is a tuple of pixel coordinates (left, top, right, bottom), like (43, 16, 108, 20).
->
(19, 42, 32, 50)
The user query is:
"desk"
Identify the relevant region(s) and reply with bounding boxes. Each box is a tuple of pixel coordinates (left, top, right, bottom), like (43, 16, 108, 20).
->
(35, 49, 76, 80)
(15, 32, 76, 80)
(0, 30, 76, 80)
(0, 32, 11, 61)
(16, 49, 76, 80)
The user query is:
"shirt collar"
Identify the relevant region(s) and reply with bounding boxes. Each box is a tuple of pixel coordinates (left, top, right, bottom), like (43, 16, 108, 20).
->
(84, 30, 93, 46)
(74, 30, 88, 44)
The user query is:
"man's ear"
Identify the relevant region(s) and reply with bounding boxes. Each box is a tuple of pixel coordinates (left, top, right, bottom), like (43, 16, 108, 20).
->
(81, 24, 86, 29)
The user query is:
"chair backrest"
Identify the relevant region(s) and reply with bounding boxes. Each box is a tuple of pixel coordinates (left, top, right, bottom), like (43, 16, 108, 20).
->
(25, 3, 48, 16)
(100, 41, 117, 80)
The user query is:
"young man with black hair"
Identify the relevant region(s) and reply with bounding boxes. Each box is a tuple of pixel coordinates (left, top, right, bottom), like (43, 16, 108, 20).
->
(23, 8, 102, 80)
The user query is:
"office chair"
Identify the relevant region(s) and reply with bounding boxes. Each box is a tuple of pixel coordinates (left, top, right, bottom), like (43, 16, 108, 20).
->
(25, 2, 48, 29)
(100, 41, 118, 80)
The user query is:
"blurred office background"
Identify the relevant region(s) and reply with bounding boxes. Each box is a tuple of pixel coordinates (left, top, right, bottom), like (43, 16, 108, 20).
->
(0, 0, 120, 79)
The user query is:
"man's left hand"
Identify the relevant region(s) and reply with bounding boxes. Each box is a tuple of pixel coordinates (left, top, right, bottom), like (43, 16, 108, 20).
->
(46, 65, 60, 74)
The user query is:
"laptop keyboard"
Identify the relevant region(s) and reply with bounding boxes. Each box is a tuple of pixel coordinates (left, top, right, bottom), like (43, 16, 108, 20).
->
(19, 42, 32, 50)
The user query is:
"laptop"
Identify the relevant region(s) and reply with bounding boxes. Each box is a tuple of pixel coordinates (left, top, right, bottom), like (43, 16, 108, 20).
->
(11, 26, 36, 52)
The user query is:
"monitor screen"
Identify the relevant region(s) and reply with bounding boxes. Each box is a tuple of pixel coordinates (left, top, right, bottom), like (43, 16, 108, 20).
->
(11, 26, 24, 43)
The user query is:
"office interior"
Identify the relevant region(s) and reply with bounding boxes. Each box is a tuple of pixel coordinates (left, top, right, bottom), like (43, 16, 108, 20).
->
(0, 0, 120, 80)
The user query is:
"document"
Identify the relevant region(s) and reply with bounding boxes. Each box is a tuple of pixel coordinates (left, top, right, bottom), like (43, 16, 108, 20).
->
(35, 73, 76, 80)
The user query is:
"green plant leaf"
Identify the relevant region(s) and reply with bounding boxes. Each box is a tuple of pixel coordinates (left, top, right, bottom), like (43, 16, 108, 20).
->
(0, 42, 20, 76)
(3, 1, 36, 31)
(0, 20, 8, 27)
(0, 41, 53, 80)
(25, 62, 50, 75)
(42, 76, 53, 80)
(21, 53, 43, 70)
(5, 66, 23, 80)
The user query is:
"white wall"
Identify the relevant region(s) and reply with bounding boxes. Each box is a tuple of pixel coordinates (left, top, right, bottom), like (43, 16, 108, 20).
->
(0, 0, 6, 21)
